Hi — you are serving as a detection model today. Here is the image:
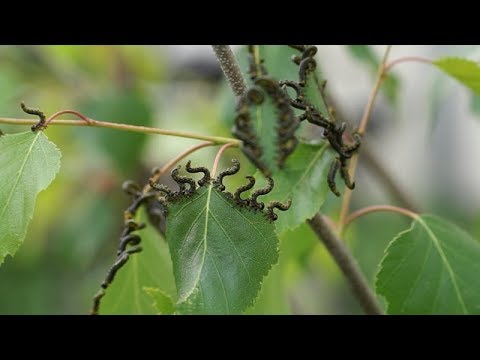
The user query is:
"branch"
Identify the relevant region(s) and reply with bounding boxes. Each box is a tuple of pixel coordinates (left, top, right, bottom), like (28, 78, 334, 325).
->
(339, 45, 392, 229)
(344, 205, 419, 228)
(308, 214, 383, 315)
(211, 45, 247, 97)
(384, 56, 432, 73)
(0, 116, 241, 146)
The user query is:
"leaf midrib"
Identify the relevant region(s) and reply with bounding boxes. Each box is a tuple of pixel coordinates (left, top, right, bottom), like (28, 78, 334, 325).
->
(181, 184, 214, 304)
(416, 216, 468, 314)
(0, 132, 40, 222)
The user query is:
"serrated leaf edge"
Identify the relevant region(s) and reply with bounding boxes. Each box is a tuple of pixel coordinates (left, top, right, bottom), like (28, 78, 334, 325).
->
(374, 215, 468, 314)
(0, 132, 62, 264)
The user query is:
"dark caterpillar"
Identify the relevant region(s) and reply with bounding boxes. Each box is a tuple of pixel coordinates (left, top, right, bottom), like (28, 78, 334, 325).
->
(213, 159, 240, 191)
(232, 45, 301, 176)
(91, 182, 157, 315)
(21, 102, 46, 132)
(150, 159, 292, 223)
(266, 199, 292, 222)
(284, 45, 362, 196)
(234, 176, 256, 206)
(171, 165, 197, 194)
(185, 160, 211, 186)
(249, 177, 274, 210)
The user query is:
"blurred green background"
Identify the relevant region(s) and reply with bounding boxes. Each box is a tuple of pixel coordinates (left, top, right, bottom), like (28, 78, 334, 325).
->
(0, 45, 478, 314)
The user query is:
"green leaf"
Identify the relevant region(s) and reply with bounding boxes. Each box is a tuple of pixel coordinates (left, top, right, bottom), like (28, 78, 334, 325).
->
(244, 260, 289, 314)
(166, 185, 279, 314)
(251, 92, 282, 173)
(99, 209, 176, 314)
(0, 131, 61, 266)
(143, 287, 175, 315)
(347, 45, 400, 104)
(433, 57, 480, 95)
(376, 214, 480, 314)
(78, 88, 153, 176)
(258, 46, 300, 82)
(256, 142, 335, 234)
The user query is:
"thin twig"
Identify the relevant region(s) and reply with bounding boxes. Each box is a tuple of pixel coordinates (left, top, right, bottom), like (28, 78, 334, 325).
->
(46, 109, 93, 126)
(308, 214, 383, 315)
(384, 56, 432, 73)
(357, 45, 393, 136)
(345, 205, 419, 229)
(338, 45, 392, 230)
(0, 116, 241, 145)
(144, 141, 215, 193)
(212, 45, 247, 97)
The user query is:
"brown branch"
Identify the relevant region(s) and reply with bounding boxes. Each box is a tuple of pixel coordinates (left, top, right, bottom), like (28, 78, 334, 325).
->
(0, 116, 241, 145)
(339, 45, 393, 229)
(308, 214, 383, 315)
(211, 45, 247, 97)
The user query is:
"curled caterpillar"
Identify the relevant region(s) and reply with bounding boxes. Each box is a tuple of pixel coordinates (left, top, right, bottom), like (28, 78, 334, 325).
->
(21, 102, 46, 132)
(117, 234, 141, 255)
(122, 180, 141, 196)
(213, 159, 240, 191)
(234, 176, 256, 206)
(172, 165, 197, 194)
(149, 181, 173, 196)
(266, 199, 292, 222)
(185, 160, 211, 186)
(249, 177, 274, 210)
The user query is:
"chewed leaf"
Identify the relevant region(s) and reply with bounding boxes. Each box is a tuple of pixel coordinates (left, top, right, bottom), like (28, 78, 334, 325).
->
(167, 185, 279, 314)
(0, 131, 61, 266)
(162, 160, 288, 314)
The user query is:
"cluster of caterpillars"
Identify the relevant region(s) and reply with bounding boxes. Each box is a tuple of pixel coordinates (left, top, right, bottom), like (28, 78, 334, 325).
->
(232, 46, 300, 177)
(232, 45, 362, 197)
(283, 45, 362, 196)
(91, 181, 157, 315)
(149, 159, 291, 222)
